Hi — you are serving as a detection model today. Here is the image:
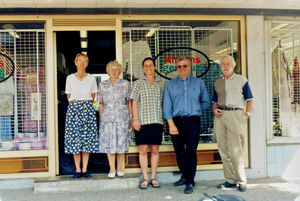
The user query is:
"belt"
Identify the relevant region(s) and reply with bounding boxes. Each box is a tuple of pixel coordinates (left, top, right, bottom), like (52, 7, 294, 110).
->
(218, 106, 243, 111)
(174, 115, 200, 119)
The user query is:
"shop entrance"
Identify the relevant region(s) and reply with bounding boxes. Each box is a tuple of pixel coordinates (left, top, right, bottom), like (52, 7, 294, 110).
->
(56, 31, 115, 175)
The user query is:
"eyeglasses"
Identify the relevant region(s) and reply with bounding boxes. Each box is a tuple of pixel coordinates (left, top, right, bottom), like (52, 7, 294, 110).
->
(221, 62, 232, 66)
(177, 65, 189, 69)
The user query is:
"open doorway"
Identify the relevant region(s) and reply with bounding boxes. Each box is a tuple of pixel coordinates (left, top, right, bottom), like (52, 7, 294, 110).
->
(56, 31, 115, 175)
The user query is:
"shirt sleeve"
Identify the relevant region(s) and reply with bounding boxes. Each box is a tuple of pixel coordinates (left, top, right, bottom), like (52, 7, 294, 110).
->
(199, 80, 210, 112)
(242, 81, 254, 100)
(126, 80, 131, 102)
(65, 76, 71, 94)
(91, 76, 98, 93)
(98, 83, 104, 103)
(212, 86, 218, 103)
(163, 82, 173, 119)
(130, 80, 140, 102)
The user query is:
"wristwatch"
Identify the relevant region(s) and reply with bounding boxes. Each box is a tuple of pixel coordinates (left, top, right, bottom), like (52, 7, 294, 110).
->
(245, 112, 251, 117)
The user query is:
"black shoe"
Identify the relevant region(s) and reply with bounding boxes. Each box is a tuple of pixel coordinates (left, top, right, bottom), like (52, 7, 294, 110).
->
(237, 184, 247, 192)
(73, 172, 82, 179)
(82, 171, 92, 178)
(216, 181, 236, 189)
(184, 183, 194, 194)
(173, 178, 186, 186)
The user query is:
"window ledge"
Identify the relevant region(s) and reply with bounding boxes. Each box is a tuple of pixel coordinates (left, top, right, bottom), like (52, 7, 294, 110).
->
(267, 137, 300, 145)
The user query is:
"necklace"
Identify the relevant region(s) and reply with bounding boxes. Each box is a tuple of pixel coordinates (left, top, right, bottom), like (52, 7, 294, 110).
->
(75, 72, 87, 81)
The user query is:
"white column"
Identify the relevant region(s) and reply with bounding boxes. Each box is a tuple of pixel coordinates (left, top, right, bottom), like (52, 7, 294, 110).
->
(246, 15, 267, 178)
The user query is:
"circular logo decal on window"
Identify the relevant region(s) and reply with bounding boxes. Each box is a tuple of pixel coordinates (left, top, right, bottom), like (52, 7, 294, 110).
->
(153, 47, 211, 80)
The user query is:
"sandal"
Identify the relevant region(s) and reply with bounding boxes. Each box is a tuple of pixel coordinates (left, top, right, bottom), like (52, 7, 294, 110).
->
(139, 179, 149, 190)
(150, 178, 161, 188)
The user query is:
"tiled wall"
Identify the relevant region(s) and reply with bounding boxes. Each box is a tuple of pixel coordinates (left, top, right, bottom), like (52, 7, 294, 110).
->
(267, 145, 300, 177)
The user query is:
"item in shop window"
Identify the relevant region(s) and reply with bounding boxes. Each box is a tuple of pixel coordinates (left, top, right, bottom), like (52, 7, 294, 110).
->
(18, 141, 31, 150)
(1, 140, 13, 150)
(292, 57, 300, 103)
(0, 52, 15, 83)
(18, 66, 46, 132)
(25, 73, 37, 84)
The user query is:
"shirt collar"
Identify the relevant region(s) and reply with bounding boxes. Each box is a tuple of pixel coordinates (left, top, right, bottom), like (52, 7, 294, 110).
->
(142, 75, 160, 82)
(177, 74, 191, 81)
(223, 73, 236, 80)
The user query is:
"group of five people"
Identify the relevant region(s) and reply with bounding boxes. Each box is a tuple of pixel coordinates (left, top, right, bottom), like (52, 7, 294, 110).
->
(64, 53, 253, 194)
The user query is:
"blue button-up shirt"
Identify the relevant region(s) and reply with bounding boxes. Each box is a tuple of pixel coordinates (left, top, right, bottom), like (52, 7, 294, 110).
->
(163, 75, 210, 119)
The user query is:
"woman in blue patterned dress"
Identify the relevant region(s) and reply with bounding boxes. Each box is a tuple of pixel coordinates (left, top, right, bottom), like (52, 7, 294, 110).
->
(65, 53, 98, 179)
(98, 60, 132, 178)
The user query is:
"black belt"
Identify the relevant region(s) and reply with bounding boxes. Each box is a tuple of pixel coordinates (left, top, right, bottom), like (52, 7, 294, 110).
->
(174, 115, 200, 120)
(218, 106, 243, 111)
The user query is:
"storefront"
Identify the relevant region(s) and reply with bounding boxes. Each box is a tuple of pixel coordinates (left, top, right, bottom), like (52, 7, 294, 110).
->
(0, 14, 247, 178)
(0, 10, 299, 180)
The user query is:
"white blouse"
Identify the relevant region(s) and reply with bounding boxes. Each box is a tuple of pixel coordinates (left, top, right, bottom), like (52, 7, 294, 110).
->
(65, 73, 97, 101)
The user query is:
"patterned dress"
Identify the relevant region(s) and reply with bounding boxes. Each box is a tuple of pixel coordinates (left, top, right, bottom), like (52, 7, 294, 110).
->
(98, 79, 131, 153)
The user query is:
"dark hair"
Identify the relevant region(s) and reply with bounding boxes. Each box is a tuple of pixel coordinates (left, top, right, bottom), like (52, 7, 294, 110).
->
(142, 57, 155, 66)
(176, 56, 191, 66)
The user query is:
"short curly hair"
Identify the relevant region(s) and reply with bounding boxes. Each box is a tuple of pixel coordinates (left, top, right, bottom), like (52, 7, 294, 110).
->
(106, 60, 123, 73)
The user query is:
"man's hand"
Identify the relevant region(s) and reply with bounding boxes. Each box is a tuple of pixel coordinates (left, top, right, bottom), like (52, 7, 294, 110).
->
(213, 109, 222, 117)
(245, 113, 250, 120)
(169, 124, 179, 135)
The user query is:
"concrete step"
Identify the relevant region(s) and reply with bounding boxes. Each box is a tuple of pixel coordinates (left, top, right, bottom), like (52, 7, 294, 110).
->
(34, 173, 139, 193)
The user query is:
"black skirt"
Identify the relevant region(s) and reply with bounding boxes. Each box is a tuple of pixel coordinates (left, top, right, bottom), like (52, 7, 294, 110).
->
(134, 123, 163, 145)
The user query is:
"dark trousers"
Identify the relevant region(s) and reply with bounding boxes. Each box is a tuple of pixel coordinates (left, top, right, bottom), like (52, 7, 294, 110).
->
(172, 116, 200, 186)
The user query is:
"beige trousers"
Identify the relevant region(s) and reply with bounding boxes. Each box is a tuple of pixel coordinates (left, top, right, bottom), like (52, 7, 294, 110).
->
(214, 109, 247, 185)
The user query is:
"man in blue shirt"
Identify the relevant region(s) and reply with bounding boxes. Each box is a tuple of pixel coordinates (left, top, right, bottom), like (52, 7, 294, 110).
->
(163, 56, 210, 194)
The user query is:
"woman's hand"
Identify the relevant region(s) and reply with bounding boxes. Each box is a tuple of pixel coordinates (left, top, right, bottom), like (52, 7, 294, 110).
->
(132, 119, 141, 131)
(129, 118, 133, 129)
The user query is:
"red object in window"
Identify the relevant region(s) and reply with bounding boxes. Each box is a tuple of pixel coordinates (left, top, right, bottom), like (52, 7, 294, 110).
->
(292, 57, 300, 103)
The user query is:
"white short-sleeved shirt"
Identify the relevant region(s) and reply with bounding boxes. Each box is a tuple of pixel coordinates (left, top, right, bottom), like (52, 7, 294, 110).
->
(65, 73, 97, 101)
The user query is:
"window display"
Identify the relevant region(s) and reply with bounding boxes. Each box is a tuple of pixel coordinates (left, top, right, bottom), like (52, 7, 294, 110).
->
(0, 24, 46, 151)
(271, 22, 300, 137)
(122, 20, 241, 145)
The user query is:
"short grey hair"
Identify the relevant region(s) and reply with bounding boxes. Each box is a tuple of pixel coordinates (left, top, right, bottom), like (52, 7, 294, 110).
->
(221, 55, 236, 67)
(106, 60, 123, 73)
(176, 56, 192, 66)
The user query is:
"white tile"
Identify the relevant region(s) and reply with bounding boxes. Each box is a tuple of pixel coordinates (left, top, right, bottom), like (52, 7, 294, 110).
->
(34, 0, 67, 7)
(96, 2, 127, 7)
(66, 0, 97, 7)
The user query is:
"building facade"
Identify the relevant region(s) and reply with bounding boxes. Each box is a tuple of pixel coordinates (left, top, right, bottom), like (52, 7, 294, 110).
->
(0, 6, 299, 180)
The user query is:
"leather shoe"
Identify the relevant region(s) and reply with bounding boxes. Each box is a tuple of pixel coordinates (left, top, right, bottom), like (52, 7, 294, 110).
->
(82, 171, 92, 178)
(184, 183, 194, 194)
(216, 181, 236, 189)
(173, 178, 186, 186)
(73, 172, 81, 179)
(237, 184, 247, 192)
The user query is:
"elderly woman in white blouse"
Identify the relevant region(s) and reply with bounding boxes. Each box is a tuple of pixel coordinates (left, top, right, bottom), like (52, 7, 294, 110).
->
(64, 53, 98, 179)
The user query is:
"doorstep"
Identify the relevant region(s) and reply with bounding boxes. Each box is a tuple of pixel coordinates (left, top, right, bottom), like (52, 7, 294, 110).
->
(34, 173, 139, 193)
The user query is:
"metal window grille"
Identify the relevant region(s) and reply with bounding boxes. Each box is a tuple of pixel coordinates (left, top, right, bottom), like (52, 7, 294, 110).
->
(0, 29, 46, 151)
(123, 26, 233, 145)
(271, 28, 300, 137)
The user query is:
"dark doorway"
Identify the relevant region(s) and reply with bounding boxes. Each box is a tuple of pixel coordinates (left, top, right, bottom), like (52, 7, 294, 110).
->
(56, 31, 115, 175)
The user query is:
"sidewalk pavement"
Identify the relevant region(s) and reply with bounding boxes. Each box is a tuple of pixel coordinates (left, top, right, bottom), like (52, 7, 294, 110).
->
(0, 177, 299, 201)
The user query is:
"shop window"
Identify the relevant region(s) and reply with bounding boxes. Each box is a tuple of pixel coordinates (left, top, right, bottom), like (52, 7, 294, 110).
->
(271, 22, 300, 138)
(122, 20, 241, 146)
(0, 23, 46, 151)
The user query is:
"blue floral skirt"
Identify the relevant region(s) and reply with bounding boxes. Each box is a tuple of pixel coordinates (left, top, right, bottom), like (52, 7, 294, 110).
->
(64, 100, 98, 154)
